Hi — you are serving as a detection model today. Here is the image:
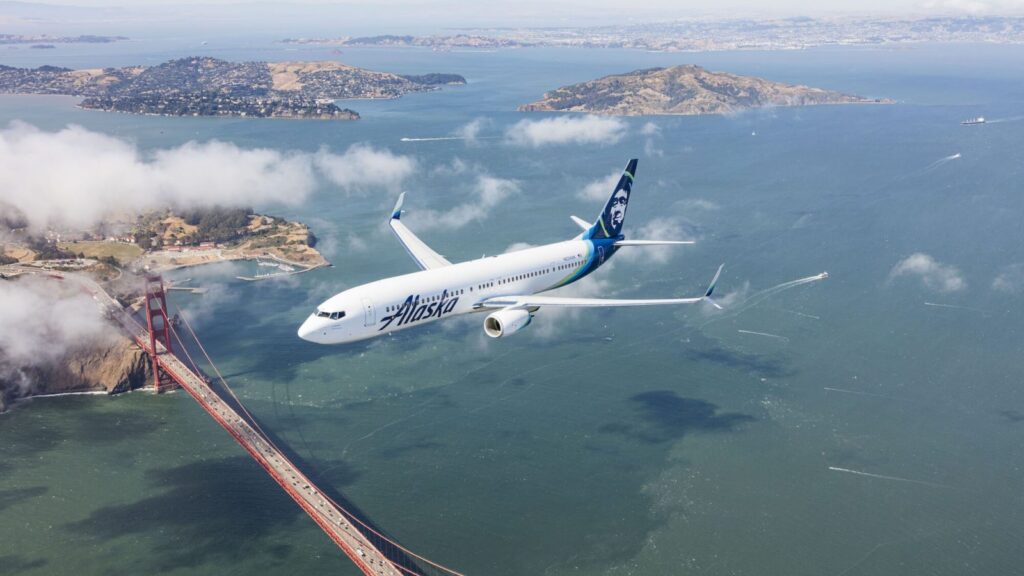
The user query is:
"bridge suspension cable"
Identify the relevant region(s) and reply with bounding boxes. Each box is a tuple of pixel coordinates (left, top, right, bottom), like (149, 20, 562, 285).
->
(161, 300, 466, 576)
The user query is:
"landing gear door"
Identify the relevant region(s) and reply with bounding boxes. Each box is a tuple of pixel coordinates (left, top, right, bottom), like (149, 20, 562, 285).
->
(361, 298, 376, 327)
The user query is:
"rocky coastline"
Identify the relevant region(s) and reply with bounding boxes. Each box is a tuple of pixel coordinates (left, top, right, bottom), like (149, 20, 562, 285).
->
(0, 333, 151, 413)
(0, 56, 465, 120)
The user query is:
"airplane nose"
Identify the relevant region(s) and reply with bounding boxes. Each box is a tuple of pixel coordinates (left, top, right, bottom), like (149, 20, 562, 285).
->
(297, 315, 321, 343)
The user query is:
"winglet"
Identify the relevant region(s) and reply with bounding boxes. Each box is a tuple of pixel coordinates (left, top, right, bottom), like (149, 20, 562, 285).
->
(391, 192, 405, 220)
(704, 264, 725, 309)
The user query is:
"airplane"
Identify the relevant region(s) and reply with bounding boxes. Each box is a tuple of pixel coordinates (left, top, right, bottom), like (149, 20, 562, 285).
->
(298, 159, 723, 344)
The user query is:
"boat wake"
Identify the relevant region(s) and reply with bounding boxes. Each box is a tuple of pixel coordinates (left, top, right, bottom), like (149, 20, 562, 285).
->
(919, 152, 961, 174)
(706, 272, 829, 324)
(985, 115, 1024, 124)
(828, 466, 950, 489)
(737, 329, 790, 342)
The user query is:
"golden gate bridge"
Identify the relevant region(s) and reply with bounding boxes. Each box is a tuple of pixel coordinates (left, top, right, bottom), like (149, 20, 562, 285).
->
(95, 273, 467, 576)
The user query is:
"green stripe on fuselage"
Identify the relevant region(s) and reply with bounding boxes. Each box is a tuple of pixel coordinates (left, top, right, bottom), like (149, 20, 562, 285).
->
(548, 242, 593, 290)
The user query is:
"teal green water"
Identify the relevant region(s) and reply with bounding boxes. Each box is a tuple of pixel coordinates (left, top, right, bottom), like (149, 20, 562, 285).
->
(2, 44, 1024, 575)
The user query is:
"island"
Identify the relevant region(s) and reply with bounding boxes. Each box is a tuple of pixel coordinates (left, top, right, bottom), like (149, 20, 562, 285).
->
(518, 65, 888, 116)
(0, 56, 466, 120)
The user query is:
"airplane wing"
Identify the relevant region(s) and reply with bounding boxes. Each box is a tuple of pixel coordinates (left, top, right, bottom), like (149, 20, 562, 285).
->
(388, 193, 452, 270)
(478, 264, 724, 310)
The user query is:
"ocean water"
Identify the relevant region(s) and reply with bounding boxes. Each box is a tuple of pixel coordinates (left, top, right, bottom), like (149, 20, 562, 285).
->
(2, 43, 1024, 576)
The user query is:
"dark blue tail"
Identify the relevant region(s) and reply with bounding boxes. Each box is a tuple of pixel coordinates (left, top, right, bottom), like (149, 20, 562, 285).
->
(588, 159, 637, 240)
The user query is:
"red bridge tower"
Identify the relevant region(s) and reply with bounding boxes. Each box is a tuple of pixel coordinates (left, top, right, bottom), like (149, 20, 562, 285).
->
(144, 274, 176, 393)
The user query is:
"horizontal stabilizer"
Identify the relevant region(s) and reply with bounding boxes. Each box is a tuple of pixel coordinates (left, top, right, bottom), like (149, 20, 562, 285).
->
(570, 215, 591, 231)
(614, 239, 695, 246)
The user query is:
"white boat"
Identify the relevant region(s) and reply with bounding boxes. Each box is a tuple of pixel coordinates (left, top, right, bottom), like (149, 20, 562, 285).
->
(961, 116, 986, 125)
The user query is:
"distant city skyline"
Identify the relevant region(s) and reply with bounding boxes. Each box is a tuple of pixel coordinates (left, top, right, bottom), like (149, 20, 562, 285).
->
(11, 0, 1024, 15)
(3, 0, 1024, 39)
(5, 0, 1024, 23)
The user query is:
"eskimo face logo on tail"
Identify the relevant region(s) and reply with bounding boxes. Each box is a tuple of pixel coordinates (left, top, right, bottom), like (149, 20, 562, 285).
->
(379, 290, 460, 331)
(610, 189, 628, 228)
(594, 160, 635, 239)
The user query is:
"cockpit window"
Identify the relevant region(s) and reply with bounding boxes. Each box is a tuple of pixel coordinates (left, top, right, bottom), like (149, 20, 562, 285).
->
(316, 311, 330, 318)
(329, 311, 346, 320)
(316, 310, 346, 320)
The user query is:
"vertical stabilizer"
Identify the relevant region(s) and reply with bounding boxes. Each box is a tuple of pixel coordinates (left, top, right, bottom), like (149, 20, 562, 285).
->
(588, 159, 637, 239)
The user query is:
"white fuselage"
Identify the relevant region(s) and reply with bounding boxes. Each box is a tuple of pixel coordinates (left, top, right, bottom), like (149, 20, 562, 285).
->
(297, 239, 601, 344)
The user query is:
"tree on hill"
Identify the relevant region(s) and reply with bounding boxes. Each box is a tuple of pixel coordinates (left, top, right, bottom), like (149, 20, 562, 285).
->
(179, 206, 255, 243)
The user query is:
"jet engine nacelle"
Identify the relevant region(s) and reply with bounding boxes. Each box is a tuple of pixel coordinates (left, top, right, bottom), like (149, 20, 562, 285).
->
(483, 308, 532, 338)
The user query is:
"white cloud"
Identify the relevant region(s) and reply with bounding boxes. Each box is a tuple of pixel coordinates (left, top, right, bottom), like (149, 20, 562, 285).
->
(993, 263, 1024, 293)
(178, 282, 239, 330)
(504, 242, 537, 253)
(679, 198, 720, 211)
(640, 121, 661, 136)
(644, 138, 664, 158)
(578, 171, 620, 201)
(315, 143, 416, 194)
(0, 277, 117, 396)
(531, 261, 620, 339)
(919, 0, 1012, 14)
(431, 157, 471, 176)
(629, 217, 695, 264)
(699, 279, 751, 318)
(0, 122, 317, 233)
(889, 253, 966, 292)
(639, 121, 664, 156)
(415, 175, 519, 230)
(505, 115, 627, 147)
(455, 117, 489, 145)
(345, 233, 370, 253)
(713, 279, 751, 307)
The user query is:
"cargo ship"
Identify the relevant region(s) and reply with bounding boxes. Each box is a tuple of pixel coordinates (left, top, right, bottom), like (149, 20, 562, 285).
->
(961, 116, 986, 125)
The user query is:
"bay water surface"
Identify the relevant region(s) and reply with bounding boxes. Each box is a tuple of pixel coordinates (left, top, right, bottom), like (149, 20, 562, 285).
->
(1, 43, 1023, 575)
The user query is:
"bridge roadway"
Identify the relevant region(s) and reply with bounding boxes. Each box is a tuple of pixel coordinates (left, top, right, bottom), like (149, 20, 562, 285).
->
(93, 286, 404, 576)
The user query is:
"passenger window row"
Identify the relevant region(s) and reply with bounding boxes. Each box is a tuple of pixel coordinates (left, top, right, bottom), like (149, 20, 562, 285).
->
(384, 288, 466, 313)
(499, 266, 570, 285)
(381, 257, 585, 312)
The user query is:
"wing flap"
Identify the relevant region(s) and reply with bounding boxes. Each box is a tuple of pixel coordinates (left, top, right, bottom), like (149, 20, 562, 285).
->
(389, 193, 452, 270)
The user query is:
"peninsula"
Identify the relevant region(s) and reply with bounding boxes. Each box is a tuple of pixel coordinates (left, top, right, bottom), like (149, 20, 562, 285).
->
(0, 206, 329, 411)
(0, 57, 466, 120)
(519, 65, 887, 116)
